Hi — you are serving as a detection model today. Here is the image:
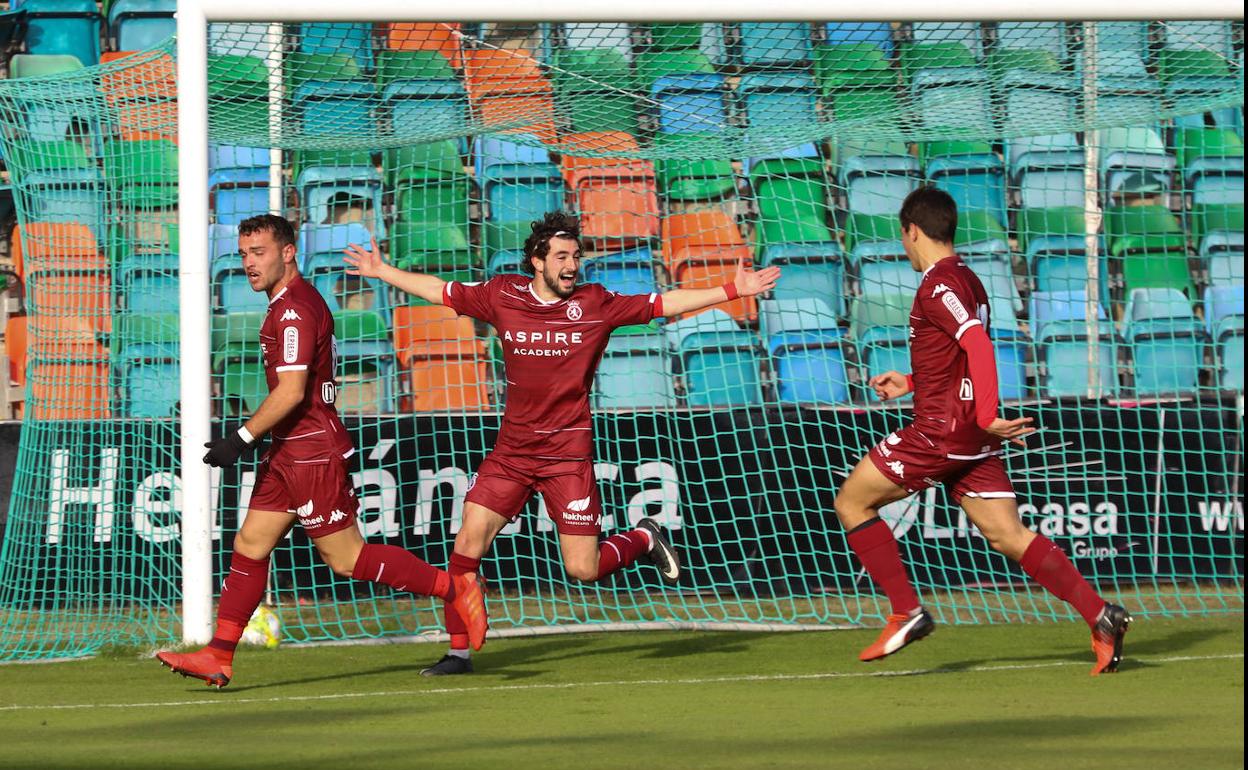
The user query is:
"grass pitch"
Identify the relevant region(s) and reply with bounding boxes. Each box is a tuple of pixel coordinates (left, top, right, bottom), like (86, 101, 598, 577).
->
(0, 616, 1241, 770)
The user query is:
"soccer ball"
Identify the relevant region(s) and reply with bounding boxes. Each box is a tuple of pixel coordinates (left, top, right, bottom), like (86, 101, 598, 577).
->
(241, 605, 281, 649)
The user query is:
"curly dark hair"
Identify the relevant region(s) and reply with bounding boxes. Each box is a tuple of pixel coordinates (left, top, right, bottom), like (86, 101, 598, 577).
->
(521, 211, 581, 275)
(237, 214, 297, 251)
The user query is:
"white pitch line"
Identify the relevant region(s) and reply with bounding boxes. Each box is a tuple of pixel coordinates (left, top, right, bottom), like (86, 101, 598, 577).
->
(1, 652, 1241, 714)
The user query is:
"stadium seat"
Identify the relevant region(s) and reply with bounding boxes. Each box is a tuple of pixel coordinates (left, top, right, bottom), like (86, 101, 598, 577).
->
(299, 223, 389, 315)
(4, 314, 27, 399)
(22, 0, 99, 65)
(209, 223, 253, 314)
(207, 53, 269, 137)
(393, 304, 491, 411)
(594, 330, 677, 409)
(299, 22, 373, 71)
(562, 135, 659, 247)
(208, 144, 269, 224)
(1157, 22, 1239, 127)
(550, 47, 637, 134)
(824, 22, 893, 57)
(652, 134, 736, 201)
(990, 22, 1067, 75)
(296, 164, 385, 237)
(851, 260, 921, 337)
(912, 66, 992, 138)
(379, 52, 470, 152)
(211, 312, 266, 415)
(739, 74, 819, 148)
(759, 243, 846, 316)
(924, 141, 1007, 229)
(117, 252, 178, 315)
(486, 250, 525, 278)
(7, 141, 105, 239)
(395, 167, 470, 231)
(97, 49, 176, 141)
(662, 210, 743, 257)
(1033, 253, 1111, 308)
(634, 47, 716, 93)
(584, 248, 658, 296)
(672, 256, 758, 324)
(383, 23, 463, 68)
(737, 23, 812, 68)
(1121, 253, 1197, 298)
(463, 48, 557, 140)
(15, 223, 108, 332)
(840, 144, 920, 217)
(8, 54, 100, 149)
(761, 298, 851, 404)
(1081, 22, 1160, 115)
(473, 135, 564, 224)
(1029, 290, 1119, 397)
(390, 221, 474, 274)
(332, 311, 395, 413)
(1123, 288, 1205, 396)
(1104, 205, 1186, 258)
(752, 171, 836, 251)
(385, 140, 463, 191)
(558, 23, 632, 58)
(651, 72, 729, 135)
(1207, 248, 1245, 288)
(107, 0, 174, 50)
(1204, 285, 1245, 390)
(665, 310, 762, 406)
(1097, 127, 1176, 201)
(28, 358, 111, 419)
(114, 312, 179, 417)
(640, 23, 725, 61)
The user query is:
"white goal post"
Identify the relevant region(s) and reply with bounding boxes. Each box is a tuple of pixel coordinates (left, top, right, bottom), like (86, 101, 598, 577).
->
(175, 0, 1246, 644)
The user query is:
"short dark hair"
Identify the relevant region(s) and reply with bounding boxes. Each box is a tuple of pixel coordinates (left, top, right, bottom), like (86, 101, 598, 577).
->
(238, 214, 297, 251)
(899, 186, 957, 245)
(522, 211, 581, 275)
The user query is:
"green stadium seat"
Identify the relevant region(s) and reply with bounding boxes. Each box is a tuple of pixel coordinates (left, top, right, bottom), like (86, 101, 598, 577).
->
(376, 49, 458, 84)
(1104, 205, 1186, 257)
(1121, 253, 1196, 297)
(634, 49, 715, 91)
(391, 221, 474, 273)
(813, 43, 895, 95)
(334, 310, 395, 413)
(550, 48, 638, 133)
(653, 134, 736, 201)
(384, 140, 464, 189)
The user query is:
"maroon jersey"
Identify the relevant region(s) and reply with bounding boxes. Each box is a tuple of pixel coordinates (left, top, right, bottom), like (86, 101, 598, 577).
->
(908, 255, 996, 459)
(259, 274, 353, 461)
(443, 277, 662, 459)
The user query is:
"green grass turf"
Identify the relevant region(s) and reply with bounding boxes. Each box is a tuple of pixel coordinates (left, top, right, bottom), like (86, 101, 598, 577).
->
(0, 616, 1241, 770)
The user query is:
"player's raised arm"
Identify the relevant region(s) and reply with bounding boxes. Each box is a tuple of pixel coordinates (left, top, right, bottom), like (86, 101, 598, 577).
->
(658, 257, 780, 317)
(343, 238, 445, 306)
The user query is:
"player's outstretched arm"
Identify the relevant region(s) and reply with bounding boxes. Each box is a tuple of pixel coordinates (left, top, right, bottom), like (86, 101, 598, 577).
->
(868, 371, 912, 401)
(344, 238, 446, 305)
(659, 257, 780, 317)
(203, 369, 307, 467)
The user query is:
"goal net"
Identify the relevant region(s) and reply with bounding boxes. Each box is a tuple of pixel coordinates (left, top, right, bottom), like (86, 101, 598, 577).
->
(0, 19, 1242, 660)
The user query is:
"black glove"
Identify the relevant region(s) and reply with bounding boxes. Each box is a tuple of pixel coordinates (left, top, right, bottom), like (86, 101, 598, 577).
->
(203, 427, 256, 468)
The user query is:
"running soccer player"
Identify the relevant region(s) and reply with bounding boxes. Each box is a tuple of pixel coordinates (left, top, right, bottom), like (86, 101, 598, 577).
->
(156, 214, 486, 687)
(344, 211, 780, 676)
(833, 187, 1131, 675)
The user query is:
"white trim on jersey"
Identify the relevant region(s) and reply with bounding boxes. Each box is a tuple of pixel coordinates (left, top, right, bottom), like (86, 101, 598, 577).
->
(946, 449, 1004, 460)
(534, 427, 591, 433)
(954, 318, 982, 340)
(274, 364, 308, 372)
(268, 286, 289, 305)
(274, 428, 326, 440)
(527, 284, 561, 306)
(962, 491, 1017, 499)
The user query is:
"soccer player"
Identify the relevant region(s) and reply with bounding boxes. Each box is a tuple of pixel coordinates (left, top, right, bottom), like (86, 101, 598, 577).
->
(343, 211, 780, 675)
(833, 187, 1131, 675)
(156, 215, 486, 687)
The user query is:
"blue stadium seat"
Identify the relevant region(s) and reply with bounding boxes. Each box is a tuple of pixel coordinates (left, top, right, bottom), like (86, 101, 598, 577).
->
(584, 248, 658, 296)
(737, 23, 812, 68)
(594, 331, 677, 409)
(1204, 285, 1243, 390)
(299, 23, 374, 71)
(473, 135, 564, 223)
(759, 243, 846, 316)
(1082, 22, 1161, 117)
(665, 310, 763, 406)
(761, 298, 851, 404)
(117, 315, 180, 418)
(824, 22, 893, 58)
(927, 150, 1007, 230)
(995, 22, 1068, 64)
(1029, 290, 1119, 397)
(486, 250, 526, 278)
(108, 0, 175, 51)
(118, 252, 178, 315)
(1033, 253, 1111, 308)
(296, 165, 385, 237)
(994, 336, 1029, 400)
(22, 0, 99, 65)
(740, 73, 818, 131)
(333, 311, 396, 413)
(210, 223, 253, 313)
(293, 80, 377, 139)
(209, 145, 269, 225)
(208, 22, 269, 56)
(651, 73, 730, 134)
(1206, 245, 1245, 288)
(840, 147, 921, 217)
(1123, 288, 1205, 396)
(912, 67, 992, 137)
(383, 79, 469, 154)
(298, 223, 388, 314)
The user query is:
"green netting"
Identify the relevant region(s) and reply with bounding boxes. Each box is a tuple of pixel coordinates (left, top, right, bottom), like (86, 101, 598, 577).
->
(0, 21, 1243, 661)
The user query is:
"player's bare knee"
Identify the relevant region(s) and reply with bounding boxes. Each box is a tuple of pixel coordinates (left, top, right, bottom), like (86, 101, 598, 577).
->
(564, 559, 599, 582)
(232, 530, 268, 560)
(321, 551, 357, 578)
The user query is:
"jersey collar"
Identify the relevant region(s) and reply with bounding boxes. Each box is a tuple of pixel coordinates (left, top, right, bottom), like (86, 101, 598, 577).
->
(527, 282, 563, 306)
(923, 253, 960, 278)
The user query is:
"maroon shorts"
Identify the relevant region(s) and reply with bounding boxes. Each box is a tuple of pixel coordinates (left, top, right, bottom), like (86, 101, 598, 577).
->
(465, 452, 603, 536)
(249, 453, 360, 538)
(868, 425, 1015, 504)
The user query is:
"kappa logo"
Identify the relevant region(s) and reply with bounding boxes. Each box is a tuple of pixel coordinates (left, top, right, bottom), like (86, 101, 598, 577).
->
(280, 308, 302, 322)
(887, 460, 906, 479)
(296, 500, 314, 519)
(885, 433, 902, 446)
(930, 283, 951, 298)
(567, 495, 592, 512)
(467, 473, 478, 491)
(566, 300, 583, 321)
(328, 509, 347, 524)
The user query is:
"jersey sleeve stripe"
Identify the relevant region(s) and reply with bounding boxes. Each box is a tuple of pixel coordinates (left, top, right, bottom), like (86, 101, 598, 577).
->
(954, 318, 982, 340)
(274, 364, 308, 372)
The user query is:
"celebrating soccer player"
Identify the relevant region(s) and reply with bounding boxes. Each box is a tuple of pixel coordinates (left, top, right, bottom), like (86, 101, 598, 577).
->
(344, 211, 780, 675)
(833, 188, 1131, 675)
(156, 215, 487, 687)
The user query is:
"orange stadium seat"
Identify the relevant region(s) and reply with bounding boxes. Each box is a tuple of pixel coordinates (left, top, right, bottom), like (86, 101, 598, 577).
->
(661, 209, 745, 266)
(673, 259, 758, 323)
(464, 48, 557, 141)
(100, 51, 177, 141)
(392, 304, 491, 411)
(382, 22, 463, 68)
(5, 315, 27, 390)
(577, 180, 660, 248)
(559, 131, 642, 188)
(26, 316, 111, 420)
